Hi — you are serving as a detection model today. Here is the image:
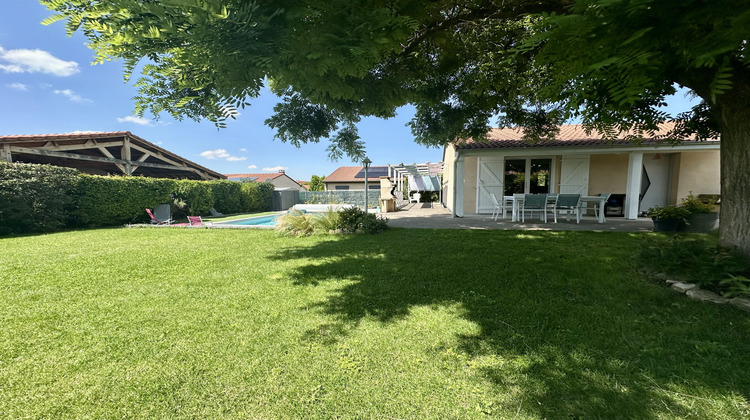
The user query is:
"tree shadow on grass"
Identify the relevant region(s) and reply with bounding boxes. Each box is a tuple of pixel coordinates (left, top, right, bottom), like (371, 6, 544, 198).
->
(269, 228, 750, 418)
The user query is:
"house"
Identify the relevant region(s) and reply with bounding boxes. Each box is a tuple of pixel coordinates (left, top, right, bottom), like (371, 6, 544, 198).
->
(322, 166, 387, 191)
(0, 131, 225, 180)
(225, 170, 306, 191)
(442, 122, 720, 219)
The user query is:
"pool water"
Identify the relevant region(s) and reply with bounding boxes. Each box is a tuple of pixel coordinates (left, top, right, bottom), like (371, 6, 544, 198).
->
(221, 215, 278, 226)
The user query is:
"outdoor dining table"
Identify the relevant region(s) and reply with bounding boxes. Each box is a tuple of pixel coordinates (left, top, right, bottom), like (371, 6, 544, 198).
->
(507, 194, 608, 223)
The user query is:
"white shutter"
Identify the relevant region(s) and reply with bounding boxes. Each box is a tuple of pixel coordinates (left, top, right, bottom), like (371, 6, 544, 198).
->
(559, 155, 590, 195)
(476, 158, 504, 213)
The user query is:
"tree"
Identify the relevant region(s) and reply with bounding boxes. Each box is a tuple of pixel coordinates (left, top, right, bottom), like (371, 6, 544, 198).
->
(41, 0, 750, 257)
(308, 175, 325, 192)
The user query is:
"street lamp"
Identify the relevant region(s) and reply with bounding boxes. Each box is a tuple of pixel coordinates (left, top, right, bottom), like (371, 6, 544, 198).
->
(362, 157, 372, 212)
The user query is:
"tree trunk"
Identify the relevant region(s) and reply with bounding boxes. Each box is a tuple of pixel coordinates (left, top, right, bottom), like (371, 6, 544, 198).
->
(717, 83, 750, 258)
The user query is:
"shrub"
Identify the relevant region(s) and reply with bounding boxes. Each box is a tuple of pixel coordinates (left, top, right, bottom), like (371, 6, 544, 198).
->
(646, 205, 690, 220)
(637, 235, 750, 297)
(680, 192, 715, 214)
(361, 213, 389, 234)
(275, 210, 314, 236)
(207, 180, 243, 214)
(72, 175, 175, 226)
(339, 207, 365, 233)
(312, 208, 341, 231)
(240, 182, 274, 212)
(0, 162, 79, 234)
(338, 207, 388, 234)
(173, 179, 214, 218)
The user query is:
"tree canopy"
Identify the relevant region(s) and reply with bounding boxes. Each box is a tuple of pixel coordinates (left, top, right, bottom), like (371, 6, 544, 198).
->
(308, 175, 325, 191)
(42, 0, 750, 254)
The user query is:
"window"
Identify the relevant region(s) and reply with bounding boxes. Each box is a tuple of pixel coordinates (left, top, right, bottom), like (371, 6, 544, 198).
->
(504, 158, 553, 195)
(368, 185, 379, 190)
(335, 185, 349, 190)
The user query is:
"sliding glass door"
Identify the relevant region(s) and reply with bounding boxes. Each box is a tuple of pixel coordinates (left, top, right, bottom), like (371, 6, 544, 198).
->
(504, 158, 553, 195)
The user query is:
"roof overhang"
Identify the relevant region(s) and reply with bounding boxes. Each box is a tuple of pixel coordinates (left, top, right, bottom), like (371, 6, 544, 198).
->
(0, 132, 225, 180)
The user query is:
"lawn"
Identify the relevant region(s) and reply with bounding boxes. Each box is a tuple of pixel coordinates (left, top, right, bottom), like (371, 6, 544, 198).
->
(1, 228, 748, 418)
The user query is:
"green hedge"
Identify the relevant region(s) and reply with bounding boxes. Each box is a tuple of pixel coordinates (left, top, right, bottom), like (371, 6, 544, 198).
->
(72, 175, 176, 226)
(0, 162, 79, 234)
(207, 180, 243, 214)
(240, 182, 274, 212)
(172, 179, 214, 219)
(1, 162, 275, 234)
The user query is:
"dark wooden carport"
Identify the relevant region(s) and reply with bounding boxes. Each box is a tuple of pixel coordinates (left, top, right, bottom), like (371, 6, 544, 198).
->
(0, 131, 224, 180)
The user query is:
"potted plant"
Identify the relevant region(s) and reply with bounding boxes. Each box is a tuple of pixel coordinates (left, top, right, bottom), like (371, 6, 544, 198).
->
(647, 205, 690, 232)
(679, 192, 719, 233)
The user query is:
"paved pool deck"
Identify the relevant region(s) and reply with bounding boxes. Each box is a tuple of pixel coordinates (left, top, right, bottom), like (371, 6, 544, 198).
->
(383, 202, 655, 232)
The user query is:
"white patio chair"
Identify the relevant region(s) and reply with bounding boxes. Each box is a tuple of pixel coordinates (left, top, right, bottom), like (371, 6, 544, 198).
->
(489, 194, 501, 221)
(522, 194, 548, 223)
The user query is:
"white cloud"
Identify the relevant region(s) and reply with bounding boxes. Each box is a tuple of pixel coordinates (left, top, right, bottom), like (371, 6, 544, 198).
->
(247, 164, 257, 169)
(117, 115, 152, 126)
(239, 148, 247, 152)
(0, 46, 80, 76)
(7, 82, 27, 91)
(263, 166, 288, 172)
(54, 89, 91, 103)
(70, 130, 100, 134)
(200, 149, 246, 162)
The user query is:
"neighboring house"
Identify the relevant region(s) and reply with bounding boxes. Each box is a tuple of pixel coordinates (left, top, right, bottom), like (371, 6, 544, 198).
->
(443, 122, 720, 219)
(0, 131, 225, 180)
(225, 170, 306, 191)
(297, 181, 310, 190)
(322, 166, 387, 191)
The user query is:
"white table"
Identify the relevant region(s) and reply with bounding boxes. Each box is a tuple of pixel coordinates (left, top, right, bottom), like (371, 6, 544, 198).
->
(579, 196, 608, 223)
(508, 195, 608, 223)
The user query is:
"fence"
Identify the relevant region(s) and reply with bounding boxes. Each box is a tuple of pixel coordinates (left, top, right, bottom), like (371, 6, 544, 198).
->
(300, 190, 381, 209)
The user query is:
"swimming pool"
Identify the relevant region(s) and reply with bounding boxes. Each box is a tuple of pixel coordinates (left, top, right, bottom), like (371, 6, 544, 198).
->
(216, 215, 278, 227)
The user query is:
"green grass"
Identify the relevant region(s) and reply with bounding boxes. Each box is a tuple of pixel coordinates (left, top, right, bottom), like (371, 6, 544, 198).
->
(1, 228, 749, 418)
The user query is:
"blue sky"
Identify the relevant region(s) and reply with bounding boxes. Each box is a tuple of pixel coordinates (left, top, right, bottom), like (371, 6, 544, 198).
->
(1, 1, 698, 181)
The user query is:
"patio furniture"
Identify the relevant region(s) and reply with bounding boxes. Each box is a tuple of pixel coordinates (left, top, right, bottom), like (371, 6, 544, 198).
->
(579, 194, 610, 223)
(546, 194, 559, 223)
(510, 194, 525, 222)
(154, 204, 172, 224)
(188, 216, 203, 226)
(522, 194, 549, 223)
(146, 207, 172, 225)
(209, 208, 224, 217)
(410, 192, 421, 203)
(489, 194, 511, 221)
(554, 194, 582, 223)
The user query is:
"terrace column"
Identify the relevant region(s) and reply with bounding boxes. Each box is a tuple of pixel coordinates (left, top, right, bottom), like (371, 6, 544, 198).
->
(624, 151, 643, 219)
(453, 155, 465, 217)
(1, 143, 11, 162)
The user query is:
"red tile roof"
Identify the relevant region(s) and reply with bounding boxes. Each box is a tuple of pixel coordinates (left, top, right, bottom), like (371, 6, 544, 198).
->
(225, 173, 284, 180)
(323, 166, 384, 183)
(455, 122, 719, 150)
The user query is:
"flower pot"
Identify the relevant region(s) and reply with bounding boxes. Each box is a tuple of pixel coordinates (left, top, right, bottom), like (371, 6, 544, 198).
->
(680, 212, 719, 233)
(652, 217, 681, 232)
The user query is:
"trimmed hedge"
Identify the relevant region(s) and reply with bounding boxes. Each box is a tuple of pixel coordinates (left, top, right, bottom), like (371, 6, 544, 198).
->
(0, 162, 275, 234)
(72, 175, 176, 226)
(207, 180, 243, 214)
(0, 162, 79, 234)
(172, 179, 214, 219)
(240, 181, 274, 212)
